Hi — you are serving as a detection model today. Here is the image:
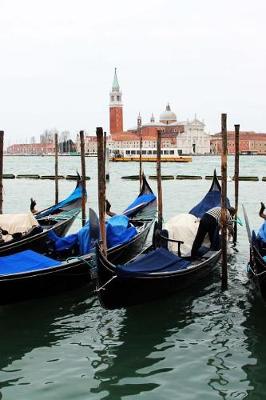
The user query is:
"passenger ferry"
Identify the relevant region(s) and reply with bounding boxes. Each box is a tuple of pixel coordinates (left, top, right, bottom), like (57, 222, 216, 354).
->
(111, 148, 192, 162)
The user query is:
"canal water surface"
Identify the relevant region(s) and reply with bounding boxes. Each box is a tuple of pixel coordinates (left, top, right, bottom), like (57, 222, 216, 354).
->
(0, 155, 265, 400)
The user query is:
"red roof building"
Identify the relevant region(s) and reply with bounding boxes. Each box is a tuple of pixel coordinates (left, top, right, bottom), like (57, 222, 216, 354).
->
(210, 131, 266, 154)
(7, 143, 55, 155)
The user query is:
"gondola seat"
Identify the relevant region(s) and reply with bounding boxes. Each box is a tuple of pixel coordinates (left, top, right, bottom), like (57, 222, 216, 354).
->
(117, 247, 191, 278)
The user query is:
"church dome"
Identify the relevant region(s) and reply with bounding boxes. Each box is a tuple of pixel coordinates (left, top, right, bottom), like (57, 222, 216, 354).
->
(159, 103, 177, 124)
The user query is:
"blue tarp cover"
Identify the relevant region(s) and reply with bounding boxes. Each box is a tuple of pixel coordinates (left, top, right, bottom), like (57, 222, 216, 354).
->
(37, 182, 83, 218)
(123, 193, 156, 217)
(0, 250, 61, 276)
(48, 220, 91, 255)
(106, 215, 137, 248)
(189, 191, 230, 219)
(48, 215, 137, 254)
(257, 222, 266, 242)
(117, 247, 191, 278)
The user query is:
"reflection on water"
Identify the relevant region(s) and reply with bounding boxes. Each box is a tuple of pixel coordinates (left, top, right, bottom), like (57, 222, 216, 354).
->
(0, 265, 261, 400)
(87, 270, 252, 400)
(90, 288, 200, 399)
(0, 288, 95, 388)
(242, 293, 266, 400)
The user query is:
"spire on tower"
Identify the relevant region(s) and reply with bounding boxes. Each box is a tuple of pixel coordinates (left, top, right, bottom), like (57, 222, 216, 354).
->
(137, 112, 142, 129)
(112, 67, 120, 91)
(109, 68, 123, 134)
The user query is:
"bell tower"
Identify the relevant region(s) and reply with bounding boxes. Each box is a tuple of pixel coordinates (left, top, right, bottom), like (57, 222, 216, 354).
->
(109, 68, 123, 135)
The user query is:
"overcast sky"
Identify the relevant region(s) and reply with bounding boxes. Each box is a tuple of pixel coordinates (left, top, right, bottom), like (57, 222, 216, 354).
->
(0, 0, 266, 144)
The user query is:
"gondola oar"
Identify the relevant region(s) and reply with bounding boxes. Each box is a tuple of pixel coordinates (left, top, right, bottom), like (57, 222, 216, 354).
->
(96, 127, 107, 256)
(242, 205, 252, 245)
(221, 113, 228, 290)
(157, 129, 163, 231)
(233, 124, 240, 245)
(54, 131, 59, 204)
(89, 208, 100, 244)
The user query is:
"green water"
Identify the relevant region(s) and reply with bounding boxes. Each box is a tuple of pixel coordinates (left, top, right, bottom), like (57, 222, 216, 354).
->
(0, 155, 265, 399)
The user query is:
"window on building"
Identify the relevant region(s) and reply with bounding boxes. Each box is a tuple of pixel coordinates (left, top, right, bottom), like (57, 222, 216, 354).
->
(142, 150, 146, 154)
(131, 150, 136, 155)
(153, 150, 157, 154)
(170, 150, 174, 155)
(117, 96, 120, 101)
(126, 150, 130, 154)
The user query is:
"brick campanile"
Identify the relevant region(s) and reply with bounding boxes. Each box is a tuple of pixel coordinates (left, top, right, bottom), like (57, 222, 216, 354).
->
(109, 68, 123, 134)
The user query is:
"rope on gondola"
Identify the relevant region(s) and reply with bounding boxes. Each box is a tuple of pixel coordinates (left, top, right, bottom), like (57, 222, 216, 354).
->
(66, 256, 98, 279)
(247, 263, 255, 274)
(66, 256, 94, 268)
(247, 262, 266, 277)
(95, 275, 117, 292)
(231, 217, 243, 226)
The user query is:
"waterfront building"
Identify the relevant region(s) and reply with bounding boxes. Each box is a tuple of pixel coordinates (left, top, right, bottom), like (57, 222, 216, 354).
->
(7, 137, 76, 155)
(7, 143, 55, 155)
(210, 131, 266, 155)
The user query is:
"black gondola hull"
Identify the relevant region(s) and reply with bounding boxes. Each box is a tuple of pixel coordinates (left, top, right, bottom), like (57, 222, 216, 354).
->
(248, 245, 266, 302)
(97, 248, 221, 309)
(0, 178, 84, 256)
(0, 254, 95, 304)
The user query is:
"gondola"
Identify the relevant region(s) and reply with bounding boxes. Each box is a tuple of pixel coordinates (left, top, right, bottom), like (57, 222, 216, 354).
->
(243, 205, 266, 301)
(0, 176, 156, 304)
(0, 176, 84, 256)
(96, 171, 230, 309)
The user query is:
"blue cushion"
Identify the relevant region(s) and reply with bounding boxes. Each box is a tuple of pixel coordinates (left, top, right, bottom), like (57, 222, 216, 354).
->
(117, 247, 191, 278)
(0, 250, 61, 275)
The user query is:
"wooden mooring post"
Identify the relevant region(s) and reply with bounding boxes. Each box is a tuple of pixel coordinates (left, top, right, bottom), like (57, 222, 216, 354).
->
(97, 127, 107, 256)
(0, 131, 3, 214)
(221, 114, 228, 290)
(54, 132, 59, 204)
(233, 124, 240, 245)
(157, 130, 163, 231)
(79, 130, 86, 226)
(104, 131, 110, 181)
(139, 135, 143, 191)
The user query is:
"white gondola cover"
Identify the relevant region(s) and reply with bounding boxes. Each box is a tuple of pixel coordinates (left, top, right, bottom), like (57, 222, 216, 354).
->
(165, 213, 210, 257)
(0, 213, 39, 241)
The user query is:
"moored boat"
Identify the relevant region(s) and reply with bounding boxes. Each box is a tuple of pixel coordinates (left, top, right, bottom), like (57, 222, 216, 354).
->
(243, 205, 266, 301)
(96, 171, 230, 309)
(111, 148, 192, 162)
(0, 176, 84, 256)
